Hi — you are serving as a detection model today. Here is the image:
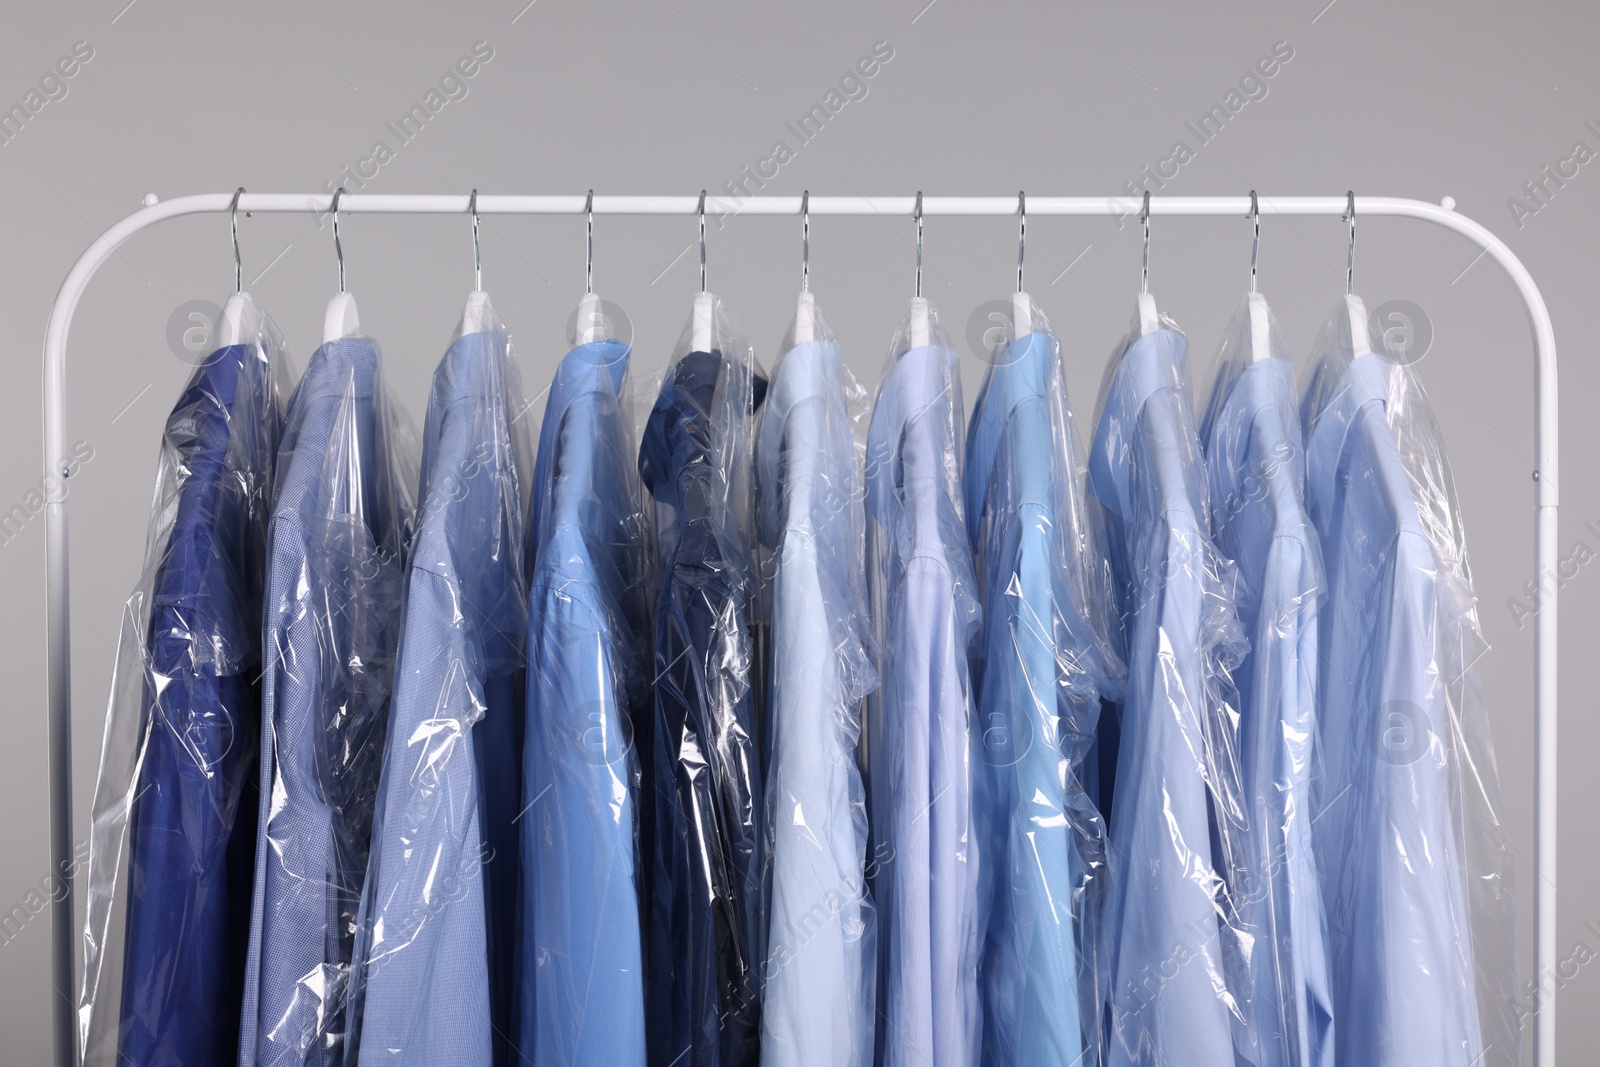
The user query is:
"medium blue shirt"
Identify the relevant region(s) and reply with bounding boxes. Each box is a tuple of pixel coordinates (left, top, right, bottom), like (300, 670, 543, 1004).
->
(638, 349, 768, 1067)
(965, 326, 1123, 1066)
(347, 329, 528, 1067)
(1087, 326, 1248, 1067)
(237, 337, 413, 1067)
(1301, 352, 1483, 1066)
(754, 337, 878, 1067)
(865, 339, 983, 1067)
(1201, 353, 1334, 1067)
(116, 341, 280, 1067)
(520, 340, 649, 1067)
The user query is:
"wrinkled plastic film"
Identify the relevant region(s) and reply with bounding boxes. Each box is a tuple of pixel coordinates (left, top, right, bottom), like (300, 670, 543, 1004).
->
(638, 293, 768, 1066)
(520, 333, 653, 1066)
(965, 294, 1125, 1064)
(236, 327, 419, 1067)
(1199, 293, 1334, 1067)
(1300, 297, 1520, 1067)
(1086, 304, 1252, 1067)
(78, 296, 288, 1067)
(345, 297, 531, 1066)
(754, 299, 879, 1067)
(863, 298, 983, 1067)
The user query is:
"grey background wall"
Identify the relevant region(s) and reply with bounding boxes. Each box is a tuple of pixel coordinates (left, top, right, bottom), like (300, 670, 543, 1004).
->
(1, 0, 1594, 1061)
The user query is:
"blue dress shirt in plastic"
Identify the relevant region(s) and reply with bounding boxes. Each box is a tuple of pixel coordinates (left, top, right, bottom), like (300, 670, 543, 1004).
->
(1087, 325, 1248, 1067)
(238, 337, 412, 1067)
(117, 341, 279, 1067)
(1201, 350, 1335, 1067)
(755, 335, 878, 1067)
(348, 328, 528, 1067)
(864, 333, 983, 1067)
(1302, 352, 1483, 1066)
(965, 324, 1123, 1066)
(520, 340, 649, 1067)
(638, 348, 768, 1067)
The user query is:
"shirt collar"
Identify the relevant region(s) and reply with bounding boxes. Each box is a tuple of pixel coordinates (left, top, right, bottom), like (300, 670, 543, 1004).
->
(865, 342, 965, 553)
(298, 337, 382, 402)
(534, 342, 633, 559)
(1088, 327, 1190, 522)
(431, 328, 509, 406)
(638, 349, 768, 511)
(755, 339, 842, 546)
(965, 329, 1056, 536)
(1304, 353, 1430, 545)
(1304, 352, 1390, 512)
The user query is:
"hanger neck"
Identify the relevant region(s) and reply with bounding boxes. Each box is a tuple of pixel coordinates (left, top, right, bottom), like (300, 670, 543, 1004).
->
(1248, 291, 1271, 362)
(323, 291, 360, 344)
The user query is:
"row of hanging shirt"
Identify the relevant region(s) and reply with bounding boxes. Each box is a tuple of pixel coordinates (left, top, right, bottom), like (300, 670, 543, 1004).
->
(76, 244, 1520, 1067)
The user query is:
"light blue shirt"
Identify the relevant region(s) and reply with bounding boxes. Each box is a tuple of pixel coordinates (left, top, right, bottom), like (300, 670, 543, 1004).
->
(238, 337, 413, 1067)
(1087, 327, 1249, 1067)
(865, 339, 983, 1067)
(1201, 354, 1334, 1067)
(965, 327, 1124, 1065)
(1301, 352, 1482, 1066)
(347, 329, 529, 1067)
(755, 337, 878, 1067)
(520, 340, 649, 1067)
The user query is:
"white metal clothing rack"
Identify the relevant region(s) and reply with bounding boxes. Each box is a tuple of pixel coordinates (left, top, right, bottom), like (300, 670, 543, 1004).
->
(40, 193, 1560, 1067)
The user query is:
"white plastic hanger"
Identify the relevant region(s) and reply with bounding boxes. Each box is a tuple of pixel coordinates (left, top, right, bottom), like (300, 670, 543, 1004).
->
(1135, 190, 1160, 336)
(691, 190, 714, 351)
(459, 189, 493, 336)
(574, 190, 607, 345)
(1247, 192, 1271, 363)
(1013, 191, 1033, 339)
(217, 187, 263, 347)
(791, 191, 818, 345)
(909, 191, 931, 348)
(322, 187, 361, 343)
(1341, 192, 1373, 357)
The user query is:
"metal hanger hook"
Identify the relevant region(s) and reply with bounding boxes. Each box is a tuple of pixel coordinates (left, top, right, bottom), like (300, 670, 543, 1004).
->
(585, 189, 594, 295)
(230, 187, 247, 293)
(469, 189, 481, 292)
(1139, 190, 1151, 295)
(800, 190, 810, 292)
(913, 191, 924, 299)
(330, 187, 347, 294)
(1017, 191, 1026, 293)
(1248, 190, 1260, 294)
(698, 189, 707, 294)
(1342, 190, 1356, 296)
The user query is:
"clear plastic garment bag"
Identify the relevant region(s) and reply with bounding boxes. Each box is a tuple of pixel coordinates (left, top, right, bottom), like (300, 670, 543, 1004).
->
(1299, 297, 1520, 1067)
(864, 297, 983, 1067)
(519, 327, 652, 1067)
(1087, 301, 1252, 1067)
(1199, 293, 1333, 1067)
(78, 297, 289, 1067)
(755, 295, 878, 1067)
(638, 293, 768, 1067)
(345, 299, 532, 1067)
(964, 294, 1123, 1066)
(237, 321, 418, 1067)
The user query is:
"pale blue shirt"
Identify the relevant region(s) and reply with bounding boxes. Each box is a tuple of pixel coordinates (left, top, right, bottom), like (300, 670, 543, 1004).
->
(346, 330, 527, 1067)
(1087, 327, 1248, 1067)
(865, 342, 982, 1067)
(755, 338, 878, 1067)
(965, 329, 1123, 1065)
(239, 337, 411, 1067)
(1301, 353, 1482, 1066)
(1201, 355, 1335, 1067)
